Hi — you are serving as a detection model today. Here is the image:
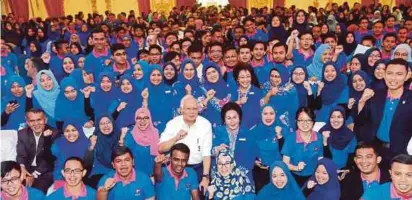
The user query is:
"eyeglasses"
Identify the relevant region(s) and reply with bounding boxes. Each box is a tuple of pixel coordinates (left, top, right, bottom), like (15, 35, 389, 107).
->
(297, 119, 313, 124)
(63, 168, 83, 175)
(370, 54, 381, 58)
(136, 116, 149, 121)
(395, 52, 408, 57)
(293, 72, 305, 76)
(217, 161, 232, 168)
(1, 176, 20, 185)
(114, 52, 127, 56)
(99, 121, 112, 126)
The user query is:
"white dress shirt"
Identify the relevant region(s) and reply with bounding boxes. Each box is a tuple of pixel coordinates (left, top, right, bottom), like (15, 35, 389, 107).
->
(159, 115, 212, 165)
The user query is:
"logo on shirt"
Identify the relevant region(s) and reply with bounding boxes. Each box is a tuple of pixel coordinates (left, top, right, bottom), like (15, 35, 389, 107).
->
(186, 184, 191, 190)
(134, 188, 141, 196)
(314, 147, 319, 152)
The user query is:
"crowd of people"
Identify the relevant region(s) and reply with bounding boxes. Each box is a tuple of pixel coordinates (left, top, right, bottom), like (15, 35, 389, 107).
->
(1, 1, 412, 199)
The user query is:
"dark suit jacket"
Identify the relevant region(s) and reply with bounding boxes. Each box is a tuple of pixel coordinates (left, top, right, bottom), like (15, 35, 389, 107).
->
(356, 88, 412, 155)
(16, 126, 58, 175)
(340, 168, 391, 200)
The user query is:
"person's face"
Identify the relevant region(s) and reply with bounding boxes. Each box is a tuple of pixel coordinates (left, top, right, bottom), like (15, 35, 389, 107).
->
(335, 25, 341, 34)
(346, 33, 355, 44)
(70, 35, 79, 43)
(134, 28, 144, 37)
(112, 153, 134, 178)
(391, 162, 412, 195)
(368, 50, 381, 66)
(70, 44, 80, 55)
(92, 32, 106, 50)
(64, 124, 79, 142)
(27, 28, 35, 36)
(212, 31, 224, 43)
(217, 155, 234, 177)
(62, 160, 86, 187)
(271, 16, 281, 27)
(183, 63, 195, 80)
(166, 35, 177, 47)
(386, 17, 395, 28)
(271, 167, 288, 189)
(59, 43, 69, 54)
(181, 98, 199, 123)
(225, 110, 240, 130)
(312, 27, 321, 39)
(170, 44, 181, 54)
(351, 73, 367, 92)
(237, 70, 252, 88)
(182, 41, 191, 55)
(163, 65, 176, 80)
(122, 39, 131, 47)
(373, 23, 384, 35)
(350, 58, 361, 72)
(374, 63, 385, 80)
(383, 37, 396, 51)
(262, 106, 275, 126)
(394, 48, 410, 61)
(63, 58, 75, 74)
(324, 65, 337, 82)
(330, 110, 344, 129)
(324, 38, 336, 51)
(234, 28, 244, 40)
(26, 112, 47, 133)
(64, 86, 78, 101)
(239, 37, 248, 46)
(170, 150, 189, 176)
(297, 111, 314, 132)
(315, 164, 330, 185)
(360, 19, 369, 29)
(209, 45, 223, 63)
(321, 49, 332, 63)
(297, 12, 305, 24)
(136, 112, 150, 131)
(150, 69, 162, 85)
(398, 29, 408, 43)
(244, 21, 255, 33)
(40, 74, 54, 91)
(272, 46, 286, 63)
(205, 67, 219, 83)
(139, 53, 149, 62)
(100, 76, 112, 92)
(29, 43, 37, 52)
(1, 169, 23, 197)
(239, 48, 251, 63)
(98, 116, 113, 134)
(321, 25, 329, 34)
(224, 49, 238, 67)
(120, 79, 133, 93)
(292, 68, 306, 84)
(190, 52, 202, 67)
(82, 71, 94, 84)
(201, 32, 211, 45)
(113, 50, 127, 65)
(149, 48, 162, 64)
(355, 148, 380, 174)
(384, 64, 408, 90)
(300, 34, 313, 50)
(10, 82, 24, 97)
(252, 43, 265, 60)
(270, 70, 282, 87)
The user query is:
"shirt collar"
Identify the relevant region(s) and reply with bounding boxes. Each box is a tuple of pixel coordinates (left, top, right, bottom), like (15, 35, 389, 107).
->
(114, 169, 136, 185)
(246, 30, 257, 38)
(167, 164, 188, 190)
(92, 48, 109, 58)
(361, 168, 381, 184)
(1, 51, 8, 57)
(63, 183, 87, 199)
(387, 91, 402, 101)
(298, 48, 314, 59)
(113, 61, 131, 72)
(1, 185, 28, 200)
(296, 130, 318, 144)
(391, 183, 412, 200)
(251, 58, 265, 67)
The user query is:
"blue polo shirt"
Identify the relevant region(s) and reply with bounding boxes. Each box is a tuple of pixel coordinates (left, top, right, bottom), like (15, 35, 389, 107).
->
(156, 166, 199, 200)
(98, 170, 155, 200)
(329, 137, 357, 169)
(246, 29, 268, 42)
(46, 185, 96, 200)
(124, 132, 155, 176)
(377, 97, 400, 143)
(362, 182, 405, 200)
(84, 50, 112, 79)
(281, 131, 323, 176)
(49, 55, 64, 82)
(255, 134, 282, 166)
(24, 187, 45, 200)
(292, 49, 314, 67)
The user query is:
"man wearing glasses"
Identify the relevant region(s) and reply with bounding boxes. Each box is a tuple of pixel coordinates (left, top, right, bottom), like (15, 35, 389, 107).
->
(1, 161, 44, 199)
(46, 157, 96, 199)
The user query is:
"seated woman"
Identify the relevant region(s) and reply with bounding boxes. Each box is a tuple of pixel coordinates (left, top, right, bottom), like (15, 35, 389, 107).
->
(51, 122, 89, 181)
(120, 107, 159, 176)
(256, 161, 305, 200)
(281, 107, 323, 187)
(207, 151, 255, 200)
(212, 102, 258, 182)
(1, 75, 28, 130)
(304, 158, 340, 200)
(88, 72, 118, 119)
(84, 114, 120, 189)
(198, 63, 231, 128)
(320, 106, 356, 169)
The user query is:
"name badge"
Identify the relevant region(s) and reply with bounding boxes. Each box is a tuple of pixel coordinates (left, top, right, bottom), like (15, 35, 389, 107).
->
(165, 90, 171, 94)
(239, 138, 246, 141)
(249, 92, 255, 95)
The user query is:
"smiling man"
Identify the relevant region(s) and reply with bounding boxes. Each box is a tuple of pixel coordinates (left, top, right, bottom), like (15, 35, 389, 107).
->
(362, 154, 412, 199)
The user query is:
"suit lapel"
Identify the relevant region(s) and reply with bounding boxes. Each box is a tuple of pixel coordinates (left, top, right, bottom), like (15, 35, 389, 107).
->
(391, 90, 410, 127)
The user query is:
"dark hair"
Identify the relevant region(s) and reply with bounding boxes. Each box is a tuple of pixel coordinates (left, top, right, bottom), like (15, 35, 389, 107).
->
(221, 102, 243, 124)
(391, 154, 412, 166)
(181, 37, 192, 45)
(233, 63, 260, 88)
(188, 44, 203, 55)
(111, 147, 133, 162)
(55, 40, 68, 51)
(149, 44, 162, 54)
(355, 143, 380, 156)
(272, 42, 288, 53)
(238, 44, 251, 51)
(207, 42, 223, 54)
(1, 161, 21, 178)
(223, 45, 236, 55)
(242, 16, 255, 24)
(170, 143, 190, 156)
(163, 51, 180, 63)
(372, 20, 384, 27)
(111, 43, 126, 55)
(386, 58, 409, 71)
(137, 49, 149, 59)
(361, 35, 376, 46)
(252, 40, 267, 51)
(383, 32, 397, 41)
(91, 27, 104, 37)
(165, 32, 178, 40)
(234, 26, 245, 33)
(321, 33, 337, 43)
(295, 107, 316, 127)
(298, 31, 313, 39)
(63, 157, 85, 169)
(26, 108, 45, 115)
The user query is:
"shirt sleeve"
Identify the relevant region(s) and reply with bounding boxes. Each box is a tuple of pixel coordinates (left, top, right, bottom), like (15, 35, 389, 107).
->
(142, 175, 155, 198)
(280, 137, 292, 156)
(159, 120, 177, 143)
(189, 169, 199, 190)
(97, 174, 109, 189)
(202, 123, 212, 157)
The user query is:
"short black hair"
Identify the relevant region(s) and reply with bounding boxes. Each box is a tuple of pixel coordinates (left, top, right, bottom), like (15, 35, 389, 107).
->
(221, 102, 243, 124)
(391, 154, 412, 166)
(321, 33, 337, 43)
(242, 16, 255, 25)
(361, 35, 376, 46)
(27, 108, 45, 115)
(137, 49, 149, 59)
(111, 43, 125, 55)
(163, 51, 180, 63)
(355, 142, 380, 156)
(372, 20, 384, 27)
(55, 40, 68, 51)
(252, 40, 267, 51)
(1, 161, 21, 178)
(63, 157, 85, 169)
(386, 58, 409, 71)
(223, 45, 236, 55)
(181, 37, 192, 45)
(165, 32, 178, 40)
(383, 32, 397, 41)
(298, 31, 313, 39)
(188, 44, 203, 55)
(207, 42, 223, 54)
(91, 27, 104, 37)
(149, 44, 162, 54)
(234, 26, 245, 33)
(238, 44, 251, 52)
(170, 143, 190, 156)
(111, 147, 133, 162)
(272, 42, 288, 53)
(211, 28, 222, 35)
(295, 107, 316, 127)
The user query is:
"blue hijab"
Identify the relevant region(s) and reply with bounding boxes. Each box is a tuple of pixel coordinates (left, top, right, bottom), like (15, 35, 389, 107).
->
(257, 161, 305, 200)
(93, 114, 120, 168)
(33, 70, 60, 118)
(254, 104, 283, 141)
(306, 158, 341, 200)
(63, 55, 78, 77)
(55, 77, 88, 123)
(319, 106, 355, 150)
(267, 17, 287, 43)
(321, 62, 346, 105)
(371, 60, 386, 91)
(92, 71, 118, 116)
(163, 62, 178, 86)
(291, 65, 309, 107)
(349, 70, 371, 101)
(178, 59, 200, 88)
(132, 60, 150, 90)
(116, 74, 143, 128)
(202, 62, 230, 99)
(307, 44, 331, 80)
(360, 48, 381, 78)
(69, 68, 88, 89)
(55, 121, 89, 163)
(1, 75, 26, 130)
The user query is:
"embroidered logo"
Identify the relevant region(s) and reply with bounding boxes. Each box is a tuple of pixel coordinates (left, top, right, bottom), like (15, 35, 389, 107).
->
(134, 188, 141, 196)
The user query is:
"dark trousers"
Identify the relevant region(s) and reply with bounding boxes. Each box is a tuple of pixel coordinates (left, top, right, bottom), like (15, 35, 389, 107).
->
(292, 173, 310, 188)
(85, 174, 104, 189)
(188, 162, 205, 200)
(26, 167, 53, 194)
(253, 166, 269, 194)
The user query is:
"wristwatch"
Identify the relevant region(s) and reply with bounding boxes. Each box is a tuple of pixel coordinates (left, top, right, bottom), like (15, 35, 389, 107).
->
(202, 174, 210, 179)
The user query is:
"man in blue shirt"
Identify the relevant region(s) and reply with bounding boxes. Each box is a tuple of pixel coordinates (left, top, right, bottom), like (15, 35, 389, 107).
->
(154, 143, 200, 200)
(49, 40, 69, 82)
(84, 27, 112, 80)
(97, 147, 155, 200)
(357, 58, 412, 170)
(46, 157, 96, 200)
(243, 17, 268, 43)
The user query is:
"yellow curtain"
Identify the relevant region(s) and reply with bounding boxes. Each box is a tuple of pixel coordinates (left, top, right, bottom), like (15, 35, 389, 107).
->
(150, 0, 176, 16)
(110, 0, 139, 16)
(64, 0, 93, 16)
(1, 0, 11, 15)
(284, 0, 358, 11)
(248, 0, 273, 11)
(28, 0, 48, 19)
(380, 0, 395, 8)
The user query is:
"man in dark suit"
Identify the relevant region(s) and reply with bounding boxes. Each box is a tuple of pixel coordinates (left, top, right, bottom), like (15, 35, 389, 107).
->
(340, 143, 391, 200)
(356, 58, 412, 169)
(16, 108, 58, 193)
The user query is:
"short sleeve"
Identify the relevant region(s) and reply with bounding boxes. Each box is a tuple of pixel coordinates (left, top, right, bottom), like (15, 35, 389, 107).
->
(141, 174, 155, 198)
(97, 174, 110, 189)
(189, 168, 199, 190)
(159, 120, 177, 143)
(361, 186, 379, 200)
(281, 136, 292, 156)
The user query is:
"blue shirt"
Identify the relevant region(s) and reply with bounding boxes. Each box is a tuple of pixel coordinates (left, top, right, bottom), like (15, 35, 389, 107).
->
(24, 187, 45, 200)
(155, 167, 199, 200)
(254, 132, 282, 166)
(362, 182, 400, 200)
(98, 170, 155, 200)
(377, 97, 400, 142)
(292, 49, 314, 67)
(231, 86, 262, 129)
(281, 132, 324, 176)
(84, 51, 112, 79)
(330, 137, 357, 169)
(49, 55, 64, 82)
(246, 29, 268, 42)
(316, 86, 349, 122)
(124, 132, 155, 176)
(46, 185, 96, 200)
(362, 178, 381, 194)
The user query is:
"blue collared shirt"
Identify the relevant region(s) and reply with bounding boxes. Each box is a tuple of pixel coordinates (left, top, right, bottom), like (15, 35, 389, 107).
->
(377, 97, 400, 142)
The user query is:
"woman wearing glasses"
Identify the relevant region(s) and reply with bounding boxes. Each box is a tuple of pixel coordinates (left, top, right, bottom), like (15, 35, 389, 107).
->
(281, 107, 323, 187)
